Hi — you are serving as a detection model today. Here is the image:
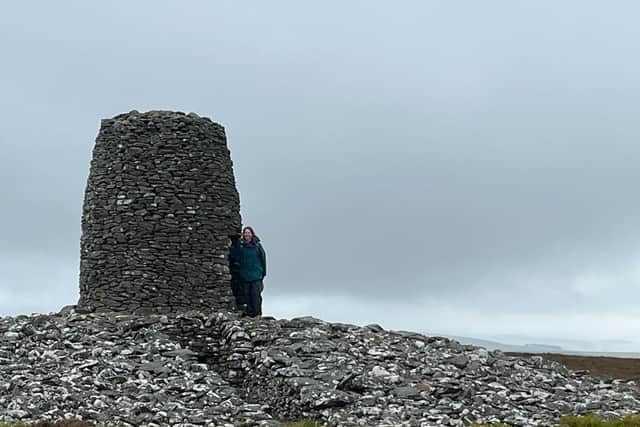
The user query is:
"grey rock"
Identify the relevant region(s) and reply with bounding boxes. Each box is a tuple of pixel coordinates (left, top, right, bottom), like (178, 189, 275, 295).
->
(392, 386, 420, 399)
(450, 355, 469, 369)
(1, 304, 639, 426)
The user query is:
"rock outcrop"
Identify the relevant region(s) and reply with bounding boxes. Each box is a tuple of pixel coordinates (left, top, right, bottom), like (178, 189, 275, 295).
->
(1, 308, 639, 426)
(78, 111, 241, 314)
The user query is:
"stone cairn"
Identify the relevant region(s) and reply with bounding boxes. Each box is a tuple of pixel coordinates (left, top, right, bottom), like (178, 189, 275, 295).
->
(77, 110, 241, 314)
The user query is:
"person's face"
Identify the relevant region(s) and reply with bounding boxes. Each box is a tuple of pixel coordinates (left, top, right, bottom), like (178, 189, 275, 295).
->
(243, 228, 253, 241)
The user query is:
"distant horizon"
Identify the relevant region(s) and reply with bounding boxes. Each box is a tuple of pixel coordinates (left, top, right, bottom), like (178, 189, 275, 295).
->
(441, 333, 640, 356)
(4, 301, 640, 358)
(2, 295, 640, 356)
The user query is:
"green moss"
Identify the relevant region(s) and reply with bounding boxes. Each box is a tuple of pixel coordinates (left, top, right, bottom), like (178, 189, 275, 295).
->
(471, 416, 640, 427)
(557, 415, 640, 427)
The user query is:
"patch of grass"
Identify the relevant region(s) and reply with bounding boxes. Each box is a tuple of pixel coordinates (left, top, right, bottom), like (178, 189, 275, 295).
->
(557, 415, 640, 427)
(472, 415, 640, 427)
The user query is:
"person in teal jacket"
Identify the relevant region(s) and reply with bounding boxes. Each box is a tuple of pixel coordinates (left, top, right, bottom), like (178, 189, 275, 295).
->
(239, 226, 266, 317)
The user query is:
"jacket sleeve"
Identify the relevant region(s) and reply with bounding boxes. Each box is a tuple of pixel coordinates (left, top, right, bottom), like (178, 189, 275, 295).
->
(228, 245, 240, 269)
(258, 244, 267, 278)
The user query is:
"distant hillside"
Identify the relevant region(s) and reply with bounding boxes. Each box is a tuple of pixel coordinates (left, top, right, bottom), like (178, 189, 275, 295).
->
(445, 335, 564, 353)
(440, 334, 640, 358)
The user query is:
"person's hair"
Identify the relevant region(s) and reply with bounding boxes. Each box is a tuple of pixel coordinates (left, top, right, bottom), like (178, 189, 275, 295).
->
(242, 226, 256, 237)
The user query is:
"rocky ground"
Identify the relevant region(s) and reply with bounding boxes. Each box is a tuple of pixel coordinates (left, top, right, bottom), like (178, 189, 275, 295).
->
(1, 308, 639, 427)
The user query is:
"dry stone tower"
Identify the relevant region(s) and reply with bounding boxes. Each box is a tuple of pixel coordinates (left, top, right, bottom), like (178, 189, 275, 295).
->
(78, 110, 241, 314)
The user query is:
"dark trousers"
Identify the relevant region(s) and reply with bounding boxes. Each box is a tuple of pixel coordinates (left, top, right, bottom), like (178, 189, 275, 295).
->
(230, 275, 245, 308)
(244, 279, 263, 317)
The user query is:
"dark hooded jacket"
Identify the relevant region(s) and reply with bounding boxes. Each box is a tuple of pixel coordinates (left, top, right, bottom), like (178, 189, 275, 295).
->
(238, 237, 266, 282)
(228, 238, 242, 280)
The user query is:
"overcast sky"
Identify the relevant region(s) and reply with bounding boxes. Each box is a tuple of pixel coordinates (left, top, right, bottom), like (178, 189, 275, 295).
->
(2, 1, 640, 351)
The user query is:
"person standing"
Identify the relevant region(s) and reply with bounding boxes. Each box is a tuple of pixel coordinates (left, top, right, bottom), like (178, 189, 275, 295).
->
(227, 234, 244, 311)
(238, 226, 266, 317)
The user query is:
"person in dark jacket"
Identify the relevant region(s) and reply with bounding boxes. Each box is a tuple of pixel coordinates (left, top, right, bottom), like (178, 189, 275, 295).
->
(238, 226, 266, 317)
(227, 234, 244, 311)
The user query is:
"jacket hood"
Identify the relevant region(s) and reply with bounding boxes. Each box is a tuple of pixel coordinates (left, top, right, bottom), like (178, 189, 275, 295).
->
(242, 236, 260, 246)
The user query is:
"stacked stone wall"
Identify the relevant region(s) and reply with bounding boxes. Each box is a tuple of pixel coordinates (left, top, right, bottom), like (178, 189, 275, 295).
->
(78, 110, 241, 314)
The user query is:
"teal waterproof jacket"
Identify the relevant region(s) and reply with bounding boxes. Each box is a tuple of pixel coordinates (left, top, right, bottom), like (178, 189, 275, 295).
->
(238, 238, 266, 282)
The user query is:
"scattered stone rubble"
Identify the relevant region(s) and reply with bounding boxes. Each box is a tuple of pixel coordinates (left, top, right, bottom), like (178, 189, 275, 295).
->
(1, 308, 639, 426)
